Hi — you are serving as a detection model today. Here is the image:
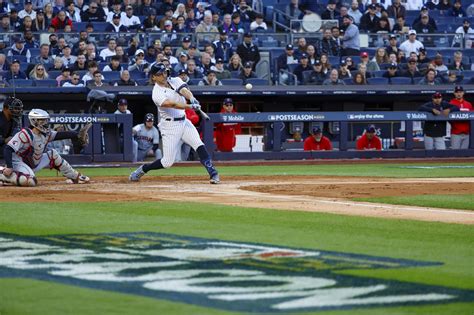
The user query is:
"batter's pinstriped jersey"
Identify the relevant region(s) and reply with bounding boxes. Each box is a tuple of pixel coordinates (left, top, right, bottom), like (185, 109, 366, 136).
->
(152, 77, 188, 120)
(133, 124, 160, 151)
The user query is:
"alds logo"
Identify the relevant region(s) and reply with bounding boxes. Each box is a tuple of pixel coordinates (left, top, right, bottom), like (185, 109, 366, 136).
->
(0, 232, 472, 312)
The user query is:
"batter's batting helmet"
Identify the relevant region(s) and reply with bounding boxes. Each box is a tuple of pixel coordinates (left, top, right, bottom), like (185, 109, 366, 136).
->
(144, 113, 154, 122)
(149, 63, 167, 76)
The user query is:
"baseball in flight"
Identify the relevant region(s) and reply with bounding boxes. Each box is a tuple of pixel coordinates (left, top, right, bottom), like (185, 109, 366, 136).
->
(245, 83, 253, 90)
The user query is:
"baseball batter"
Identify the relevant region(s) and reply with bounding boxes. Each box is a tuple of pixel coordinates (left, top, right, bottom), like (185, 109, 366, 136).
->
(132, 113, 162, 162)
(0, 109, 90, 186)
(130, 63, 220, 184)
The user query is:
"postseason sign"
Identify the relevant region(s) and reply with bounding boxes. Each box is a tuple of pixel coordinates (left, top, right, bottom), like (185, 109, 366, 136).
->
(215, 111, 474, 123)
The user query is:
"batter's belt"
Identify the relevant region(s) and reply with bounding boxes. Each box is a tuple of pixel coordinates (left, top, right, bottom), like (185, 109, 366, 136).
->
(164, 116, 186, 121)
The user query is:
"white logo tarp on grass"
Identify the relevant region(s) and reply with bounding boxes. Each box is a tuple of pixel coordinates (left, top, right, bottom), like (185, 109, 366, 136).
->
(0, 232, 472, 312)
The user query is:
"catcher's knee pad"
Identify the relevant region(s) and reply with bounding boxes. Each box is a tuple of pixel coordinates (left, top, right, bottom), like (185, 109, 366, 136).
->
(17, 173, 38, 187)
(48, 149, 64, 170)
(160, 156, 174, 169)
(1, 172, 37, 187)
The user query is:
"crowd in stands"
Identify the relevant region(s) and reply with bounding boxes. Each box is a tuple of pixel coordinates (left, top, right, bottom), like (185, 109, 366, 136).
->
(0, 0, 473, 88)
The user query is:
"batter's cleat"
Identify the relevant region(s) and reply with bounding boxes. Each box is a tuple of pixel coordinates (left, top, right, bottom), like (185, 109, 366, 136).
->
(210, 173, 220, 184)
(129, 165, 145, 182)
(66, 174, 90, 184)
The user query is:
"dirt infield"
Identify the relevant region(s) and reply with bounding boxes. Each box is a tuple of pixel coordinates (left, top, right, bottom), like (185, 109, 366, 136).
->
(2, 175, 473, 225)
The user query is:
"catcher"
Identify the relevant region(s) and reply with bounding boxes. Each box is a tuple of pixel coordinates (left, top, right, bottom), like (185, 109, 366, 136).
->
(0, 109, 91, 186)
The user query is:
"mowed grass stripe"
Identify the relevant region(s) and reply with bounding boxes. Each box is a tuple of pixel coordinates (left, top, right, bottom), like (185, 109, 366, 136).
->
(355, 194, 474, 211)
(35, 163, 474, 178)
(1, 201, 473, 290)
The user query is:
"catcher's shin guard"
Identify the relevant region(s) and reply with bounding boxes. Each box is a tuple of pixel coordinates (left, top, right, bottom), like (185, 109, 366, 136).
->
(48, 149, 89, 183)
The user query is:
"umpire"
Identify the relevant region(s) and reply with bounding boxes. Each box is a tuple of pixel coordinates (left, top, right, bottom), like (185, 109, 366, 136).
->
(418, 92, 459, 150)
(0, 96, 23, 158)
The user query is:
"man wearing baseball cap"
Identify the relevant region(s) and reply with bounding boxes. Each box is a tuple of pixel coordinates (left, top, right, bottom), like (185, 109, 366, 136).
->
(399, 29, 424, 56)
(215, 98, 242, 152)
(114, 99, 131, 114)
(449, 86, 473, 149)
(132, 113, 161, 163)
(418, 92, 459, 150)
(356, 124, 382, 151)
(304, 127, 333, 151)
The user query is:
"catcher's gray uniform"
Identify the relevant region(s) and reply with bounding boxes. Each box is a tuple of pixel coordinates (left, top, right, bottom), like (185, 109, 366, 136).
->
(3, 128, 82, 186)
(132, 123, 162, 162)
(152, 76, 203, 168)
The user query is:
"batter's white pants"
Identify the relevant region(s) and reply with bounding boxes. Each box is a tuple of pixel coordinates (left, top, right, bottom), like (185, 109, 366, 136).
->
(158, 118, 203, 168)
(451, 134, 469, 149)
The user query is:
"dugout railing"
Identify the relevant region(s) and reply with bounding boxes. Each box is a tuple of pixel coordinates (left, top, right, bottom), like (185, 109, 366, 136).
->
(203, 111, 474, 160)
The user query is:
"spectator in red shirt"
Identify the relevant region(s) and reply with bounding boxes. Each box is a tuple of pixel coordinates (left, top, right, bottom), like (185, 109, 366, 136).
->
(303, 127, 333, 151)
(356, 124, 382, 150)
(215, 98, 241, 152)
(49, 10, 73, 32)
(449, 85, 473, 149)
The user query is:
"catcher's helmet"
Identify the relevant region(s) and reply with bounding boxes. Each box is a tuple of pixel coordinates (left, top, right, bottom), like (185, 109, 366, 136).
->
(28, 109, 50, 133)
(149, 63, 167, 76)
(3, 96, 24, 118)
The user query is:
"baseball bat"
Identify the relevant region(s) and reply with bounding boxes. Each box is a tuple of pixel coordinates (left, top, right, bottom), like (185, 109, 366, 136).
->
(196, 108, 210, 121)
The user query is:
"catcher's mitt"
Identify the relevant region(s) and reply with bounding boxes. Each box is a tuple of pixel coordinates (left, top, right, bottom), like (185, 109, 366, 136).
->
(78, 123, 92, 146)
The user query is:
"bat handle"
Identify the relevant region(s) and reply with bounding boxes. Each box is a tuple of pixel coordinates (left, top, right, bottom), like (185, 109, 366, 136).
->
(197, 108, 210, 121)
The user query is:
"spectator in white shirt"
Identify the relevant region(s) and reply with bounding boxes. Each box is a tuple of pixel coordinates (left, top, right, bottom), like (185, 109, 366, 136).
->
(19, 1, 37, 20)
(399, 29, 424, 56)
(348, 1, 363, 25)
(99, 38, 117, 61)
(250, 13, 267, 31)
(82, 60, 104, 84)
(121, 5, 141, 30)
(405, 0, 424, 11)
(60, 45, 77, 66)
(62, 72, 85, 87)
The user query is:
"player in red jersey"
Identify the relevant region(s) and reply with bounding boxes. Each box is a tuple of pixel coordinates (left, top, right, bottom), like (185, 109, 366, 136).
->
(303, 127, 333, 151)
(356, 124, 382, 151)
(449, 85, 473, 149)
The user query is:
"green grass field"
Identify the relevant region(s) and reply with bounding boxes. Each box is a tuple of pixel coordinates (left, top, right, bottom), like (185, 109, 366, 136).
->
(1, 162, 473, 315)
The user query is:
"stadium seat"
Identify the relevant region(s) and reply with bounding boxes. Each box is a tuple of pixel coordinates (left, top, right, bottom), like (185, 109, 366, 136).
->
(302, 70, 312, 84)
(343, 78, 353, 85)
(372, 70, 386, 77)
(328, 56, 341, 65)
(103, 72, 121, 81)
(188, 78, 201, 85)
(367, 77, 389, 85)
(287, 63, 298, 73)
(48, 70, 61, 79)
(136, 78, 149, 86)
(29, 48, 40, 56)
(33, 79, 58, 87)
(245, 78, 268, 86)
(221, 79, 243, 85)
(12, 79, 33, 87)
(129, 71, 146, 80)
(8, 55, 27, 63)
(390, 77, 412, 85)
(231, 71, 240, 78)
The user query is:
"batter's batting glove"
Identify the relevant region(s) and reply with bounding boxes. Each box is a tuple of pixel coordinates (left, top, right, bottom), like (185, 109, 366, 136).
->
(191, 103, 201, 111)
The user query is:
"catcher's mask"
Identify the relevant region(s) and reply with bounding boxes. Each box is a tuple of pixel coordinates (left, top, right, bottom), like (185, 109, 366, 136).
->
(28, 108, 50, 134)
(3, 96, 24, 118)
